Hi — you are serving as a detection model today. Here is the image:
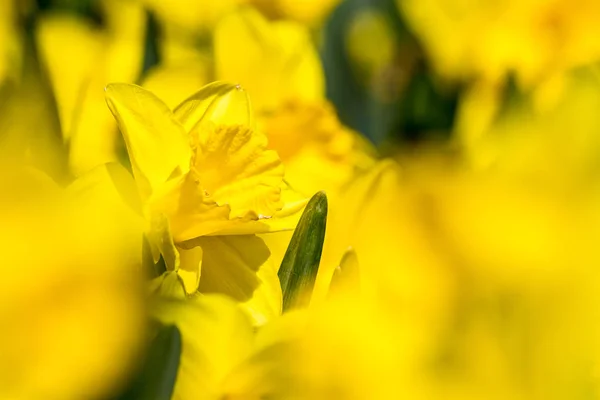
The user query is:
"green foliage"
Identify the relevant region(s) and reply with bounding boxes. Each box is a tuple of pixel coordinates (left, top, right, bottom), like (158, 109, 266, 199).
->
(279, 191, 328, 312)
(116, 324, 182, 400)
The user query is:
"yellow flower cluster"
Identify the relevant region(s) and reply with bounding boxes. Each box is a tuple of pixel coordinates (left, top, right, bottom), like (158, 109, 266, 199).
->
(1, 1, 600, 399)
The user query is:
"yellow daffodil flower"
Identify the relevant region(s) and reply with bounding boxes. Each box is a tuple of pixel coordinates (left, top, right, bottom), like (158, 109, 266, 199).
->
(105, 81, 306, 324)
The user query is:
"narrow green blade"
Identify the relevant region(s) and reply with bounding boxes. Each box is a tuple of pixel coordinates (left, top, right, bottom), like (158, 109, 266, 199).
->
(278, 191, 328, 312)
(116, 324, 181, 400)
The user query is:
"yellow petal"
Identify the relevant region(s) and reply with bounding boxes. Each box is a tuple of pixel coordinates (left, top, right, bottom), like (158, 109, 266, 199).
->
(141, 62, 210, 110)
(176, 235, 283, 322)
(241, 257, 283, 325)
(206, 182, 308, 236)
(105, 83, 191, 198)
(143, 0, 246, 32)
(35, 14, 102, 141)
(190, 236, 268, 302)
(147, 213, 180, 272)
(173, 81, 254, 132)
(153, 177, 306, 240)
(327, 248, 360, 299)
(148, 271, 187, 299)
(214, 7, 324, 111)
(66, 163, 144, 253)
(177, 245, 204, 294)
(150, 295, 255, 400)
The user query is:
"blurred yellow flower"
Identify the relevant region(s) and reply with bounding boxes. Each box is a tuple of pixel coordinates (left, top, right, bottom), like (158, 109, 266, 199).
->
(0, 164, 145, 400)
(215, 7, 324, 112)
(35, 0, 146, 176)
(105, 82, 306, 323)
(458, 67, 600, 178)
(400, 0, 600, 88)
(215, 7, 375, 196)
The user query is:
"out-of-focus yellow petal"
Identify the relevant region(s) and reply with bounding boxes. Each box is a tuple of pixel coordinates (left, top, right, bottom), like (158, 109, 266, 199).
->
(150, 295, 255, 400)
(143, 0, 248, 32)
(214, 7, 324, 111)
(66, 163, 144, 261)
(328, 248, 360, 298)
(35, 14, 102, 141)
(173, 81, 254, 132)
(105, 83, 191, 198)
(141, 62, 210, 110)
(67, 162, 142, 215)
(400, 0, 600, 88)
(35, 3, 145, 177)
(0, 165, 145, 400)
(259, 99, 376, 196)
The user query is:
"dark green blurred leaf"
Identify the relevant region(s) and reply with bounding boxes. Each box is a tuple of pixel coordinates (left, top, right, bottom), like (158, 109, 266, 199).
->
(140, 10, 161, 80)
(116, 324, 182, 400)
(278, 191, 328, 312)
(322, 0, 458, 146)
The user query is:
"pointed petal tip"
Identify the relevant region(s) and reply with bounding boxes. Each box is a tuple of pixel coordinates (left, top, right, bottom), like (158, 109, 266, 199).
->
(104, 82, 121, 94)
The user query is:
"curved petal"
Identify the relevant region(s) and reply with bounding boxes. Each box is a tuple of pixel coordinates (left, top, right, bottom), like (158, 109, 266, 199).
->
(214, 7, 324, 111)
(205, 183, 308, 236)
(66, 163, 144, 252)
(150, 295, 255, 400)
(192, 236, 268, 302)
(177, 235, 283, 322)
(150, 175, 307, 241)
(105, 83, 191, 198)
(241, 257, 283, 325)
(173, 81, 254, 133)
(147, 213, 180, 272)
(177, 245, 204, 295)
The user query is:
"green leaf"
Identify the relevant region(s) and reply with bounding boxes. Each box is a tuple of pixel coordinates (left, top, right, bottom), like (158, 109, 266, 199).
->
(117, 324, 182, 400)
(278, 191, 328, 312)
